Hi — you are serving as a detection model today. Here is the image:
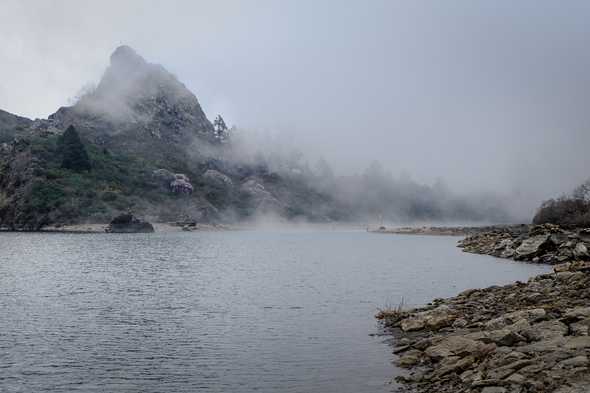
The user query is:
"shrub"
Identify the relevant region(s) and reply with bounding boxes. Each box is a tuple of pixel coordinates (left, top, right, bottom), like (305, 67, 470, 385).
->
(532, 197, 590, 228)
(101, 191, 118, 202)
(59, 125, 91, 172)
(28, 181, 66, 213)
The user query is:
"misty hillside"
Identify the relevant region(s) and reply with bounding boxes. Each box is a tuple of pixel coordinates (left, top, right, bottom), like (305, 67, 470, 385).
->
(0, 46, 510, 230)
(0, 46, 342, 229)
(0, 110, 32, 143)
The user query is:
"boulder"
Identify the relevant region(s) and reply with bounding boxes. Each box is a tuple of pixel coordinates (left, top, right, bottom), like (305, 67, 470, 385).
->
(400, 305, 456, 332)
(424, 336, 494, 360)
(396, 349, 422, 368)
(485, 328, 526, 346)
(152, 168, 175, 185)
(557, 356, 588, 369)
(565, 336, 590, 350)
(570, 320, 590, 336)
(203, 169, 233, 188)
(554, 261, 590, 273)
(515, 234, 552, 260)
(485, 309, 546, 330)
(494, 239, 513, 251)
(573, 242, 589, 258)
(522, 320, 568, 341)
(106, 213, 154, 233)
(500, 247, 515, 259)
(485, 359, 534, 380)
(563, 307, 590, 322)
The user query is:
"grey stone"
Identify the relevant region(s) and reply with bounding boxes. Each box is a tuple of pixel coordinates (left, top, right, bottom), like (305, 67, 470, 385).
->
(485, 309, 546, 330)
(563, 307, 590, 321)
(565, 336, 590, 350)
(400, 305, 456, 332)
(514, 234, 551, 259)
(573, 242, 589, 258)
(396, 349, 422, 368)
(557, 356, 588, 369)
(424, 336, 494, 360)
(203, 169, 233, 187)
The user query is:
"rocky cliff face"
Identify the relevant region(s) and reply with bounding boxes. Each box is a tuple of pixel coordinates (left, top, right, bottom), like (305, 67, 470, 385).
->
(48, 45, 215, 152)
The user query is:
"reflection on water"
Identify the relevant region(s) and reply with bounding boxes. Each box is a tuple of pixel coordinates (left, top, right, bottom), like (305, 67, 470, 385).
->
(0, 230, 549, 392)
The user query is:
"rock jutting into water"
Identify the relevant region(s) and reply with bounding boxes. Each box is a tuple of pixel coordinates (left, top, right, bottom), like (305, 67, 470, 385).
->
(458, 224, 590, 265)
(105, 213, 154, 233)
(370, 225, 528, 237)
(378, 262, 590, 393)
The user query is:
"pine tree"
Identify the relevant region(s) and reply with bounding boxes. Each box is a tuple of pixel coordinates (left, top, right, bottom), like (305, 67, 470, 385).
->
(59, 125, 91, 172)
(213, 114, 229, 142)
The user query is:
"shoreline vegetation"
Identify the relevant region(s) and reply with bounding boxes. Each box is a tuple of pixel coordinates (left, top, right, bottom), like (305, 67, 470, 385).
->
(373, 224, 590, 392)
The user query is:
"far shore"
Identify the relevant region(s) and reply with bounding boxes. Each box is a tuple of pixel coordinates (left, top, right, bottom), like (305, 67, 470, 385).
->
(0, 222, 233, 234)
(0, 223, 526, 235)
(369, 224, 528, 237)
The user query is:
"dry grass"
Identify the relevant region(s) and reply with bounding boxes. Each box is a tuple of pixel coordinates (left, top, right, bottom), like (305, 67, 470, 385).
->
(375, 298, 407, 320)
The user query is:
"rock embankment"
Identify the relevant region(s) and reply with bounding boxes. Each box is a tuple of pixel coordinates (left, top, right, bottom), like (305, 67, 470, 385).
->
(378, 262, 590, 393)
(105, 213, 154, 233)
(372, 225, 527, 237)
(458, 224, 590, 265)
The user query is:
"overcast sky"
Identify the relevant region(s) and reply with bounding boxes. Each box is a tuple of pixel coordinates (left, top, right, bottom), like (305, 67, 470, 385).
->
(2, 0, 590, 209)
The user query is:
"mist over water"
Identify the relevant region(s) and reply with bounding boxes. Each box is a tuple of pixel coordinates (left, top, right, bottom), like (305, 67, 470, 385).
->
(2, 1, 590, 220)
(0, 230, 549, 392)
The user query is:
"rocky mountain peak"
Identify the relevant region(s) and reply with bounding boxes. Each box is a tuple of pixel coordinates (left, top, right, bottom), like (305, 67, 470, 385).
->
(48, 45, 214, 144)
(110, 45, 146, 68)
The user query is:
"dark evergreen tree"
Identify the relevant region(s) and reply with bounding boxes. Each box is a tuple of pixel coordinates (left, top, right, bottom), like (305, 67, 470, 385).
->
(213, 114, 229, 141)
(59, 125, 91, 171)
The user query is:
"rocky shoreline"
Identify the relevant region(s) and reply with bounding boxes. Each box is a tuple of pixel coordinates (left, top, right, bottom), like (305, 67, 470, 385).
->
(372, 223, 590, 265)
(458, 224, 590, 265)
(370, 225, 528, 237)
(378, 261, 590, 393)
(377, 223, 590, 392)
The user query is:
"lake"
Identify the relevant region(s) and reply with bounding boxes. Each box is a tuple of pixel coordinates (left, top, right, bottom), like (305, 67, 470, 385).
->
(0, 229, 550, 392)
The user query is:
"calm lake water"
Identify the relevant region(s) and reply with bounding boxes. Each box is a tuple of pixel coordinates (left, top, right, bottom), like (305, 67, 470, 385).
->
(0, 229, 549, 393)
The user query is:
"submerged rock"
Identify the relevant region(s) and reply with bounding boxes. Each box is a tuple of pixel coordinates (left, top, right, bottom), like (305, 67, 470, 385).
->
(105, 213, 154, 233)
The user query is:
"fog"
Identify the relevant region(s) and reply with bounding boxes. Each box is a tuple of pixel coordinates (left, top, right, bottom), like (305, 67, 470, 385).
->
(2, 0, 590, 219)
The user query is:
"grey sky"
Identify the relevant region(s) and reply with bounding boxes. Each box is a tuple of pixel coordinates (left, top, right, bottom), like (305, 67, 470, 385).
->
(2, 0, 590, 212)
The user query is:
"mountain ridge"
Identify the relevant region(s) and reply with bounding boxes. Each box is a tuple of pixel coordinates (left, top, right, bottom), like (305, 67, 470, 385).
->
(48, 45, 215, 148)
